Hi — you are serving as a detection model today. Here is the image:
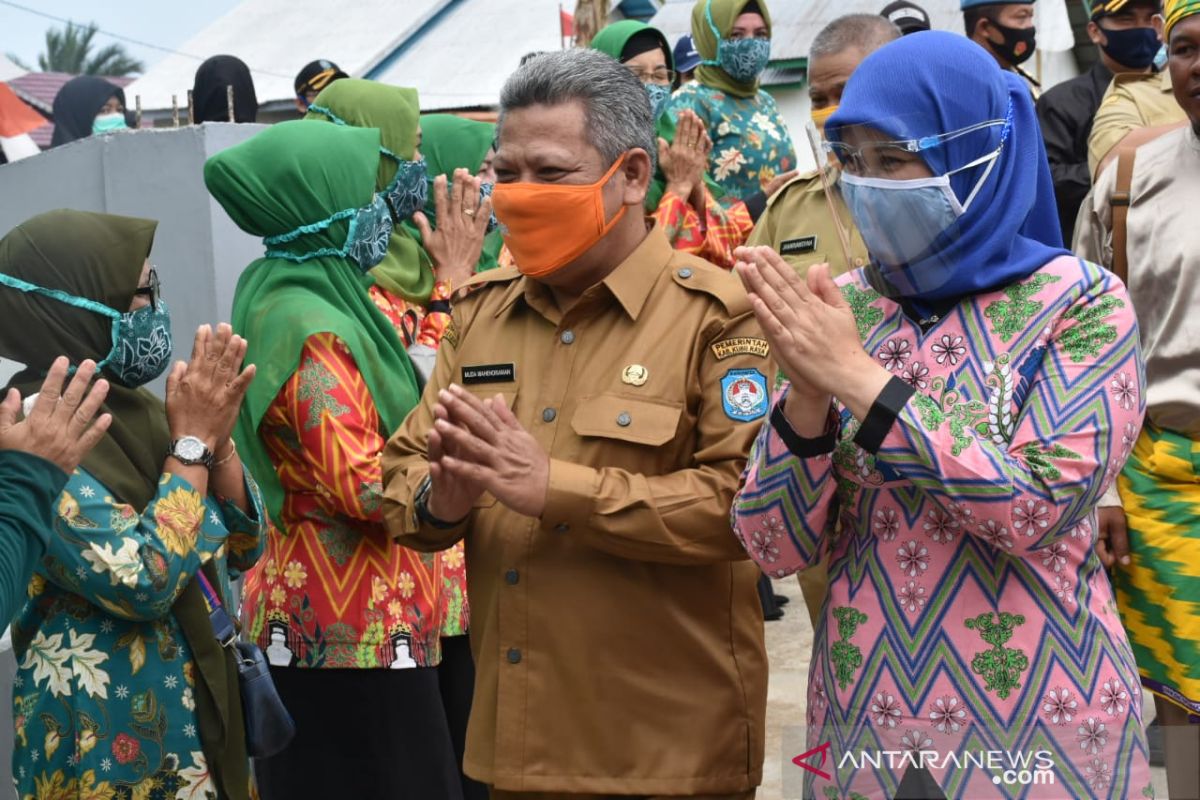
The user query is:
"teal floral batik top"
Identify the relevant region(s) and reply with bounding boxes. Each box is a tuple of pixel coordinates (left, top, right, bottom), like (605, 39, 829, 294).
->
(10, 467, 266, 800)
(665, 82, 797, 201)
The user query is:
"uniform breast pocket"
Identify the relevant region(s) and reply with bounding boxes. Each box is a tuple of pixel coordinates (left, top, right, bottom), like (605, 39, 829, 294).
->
(783, 252, 828, 278)
(570, 394, 684, 450)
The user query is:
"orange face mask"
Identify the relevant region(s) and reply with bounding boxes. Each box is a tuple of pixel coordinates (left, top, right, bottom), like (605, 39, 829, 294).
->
(811, 103, 839, 133)
(491, 154, 629, 278)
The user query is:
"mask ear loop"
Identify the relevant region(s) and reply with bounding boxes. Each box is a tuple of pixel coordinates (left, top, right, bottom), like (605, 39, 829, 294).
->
(0, 272, 122, 374)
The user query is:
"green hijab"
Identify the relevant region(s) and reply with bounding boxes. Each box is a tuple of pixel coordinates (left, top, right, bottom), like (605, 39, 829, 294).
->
(0, 210, 250, 800)
(692, 0, 773, 98)
(405, 113, 503, 272)
(0, 210, 170, 510)
(207, 120, 421, 524)
(589, 20, 723, 210)
(306, 79, 435, 303)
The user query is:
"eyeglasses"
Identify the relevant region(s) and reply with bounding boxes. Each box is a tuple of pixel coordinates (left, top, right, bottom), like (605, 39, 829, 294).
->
(626, 65, 676, 86)
(824, 112, 1011, 176)
(133, 267, 161, 311)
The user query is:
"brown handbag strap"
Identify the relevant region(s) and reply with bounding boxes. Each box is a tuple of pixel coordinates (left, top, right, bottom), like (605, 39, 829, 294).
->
(1110, 146, 1137, 285)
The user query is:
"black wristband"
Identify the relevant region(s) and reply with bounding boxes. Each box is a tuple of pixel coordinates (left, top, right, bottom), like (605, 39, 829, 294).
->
(426, 299, 452, 315)
(770, 397, 839, 457)
(744, 191, 768, 223)
(853, 376, 916, 454)
(414, 475, 468, 529)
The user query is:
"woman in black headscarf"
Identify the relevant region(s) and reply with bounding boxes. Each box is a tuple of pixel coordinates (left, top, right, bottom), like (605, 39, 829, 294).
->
(49, 75, 131, 147)
(192, 55, 259, 123)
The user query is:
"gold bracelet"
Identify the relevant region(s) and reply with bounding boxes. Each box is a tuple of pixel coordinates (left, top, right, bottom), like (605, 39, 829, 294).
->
(214, 439, 237, 468)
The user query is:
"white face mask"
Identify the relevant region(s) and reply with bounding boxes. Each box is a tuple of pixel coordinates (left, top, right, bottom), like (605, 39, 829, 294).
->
(92, 112, 128, 135)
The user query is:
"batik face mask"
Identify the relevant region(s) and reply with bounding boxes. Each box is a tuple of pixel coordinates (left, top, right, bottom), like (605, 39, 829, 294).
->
(717, 37, 771, 82)
(263, 193, 395, 273)
(0, 273, 173, 387)
(382, 151, 429, 222)
(644, 82, 672, 120)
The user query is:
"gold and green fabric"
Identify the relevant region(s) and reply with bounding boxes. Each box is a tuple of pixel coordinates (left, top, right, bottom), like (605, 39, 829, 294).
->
(1165, 0, 1200, 38)
(1114, 424, 1200, 715)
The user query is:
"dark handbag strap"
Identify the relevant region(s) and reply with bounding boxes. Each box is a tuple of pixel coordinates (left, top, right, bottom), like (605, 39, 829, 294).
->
(196, 569, 238, 648)
(1110, 146, 1138, 286)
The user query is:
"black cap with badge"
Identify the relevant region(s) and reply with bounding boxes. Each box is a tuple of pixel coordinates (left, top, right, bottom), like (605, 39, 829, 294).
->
(880, 0, 933, 34)
(294, 59, 349, 96)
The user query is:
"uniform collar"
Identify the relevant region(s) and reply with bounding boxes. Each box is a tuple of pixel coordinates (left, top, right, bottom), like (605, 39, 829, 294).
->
(496, 222, 674, 322)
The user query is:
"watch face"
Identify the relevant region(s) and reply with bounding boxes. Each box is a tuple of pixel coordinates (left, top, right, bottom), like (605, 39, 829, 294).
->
(175, 437, 207, 462)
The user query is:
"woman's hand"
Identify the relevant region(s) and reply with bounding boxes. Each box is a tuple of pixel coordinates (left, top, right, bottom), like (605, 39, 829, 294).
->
(413, 169, 492, 290)
(658, 110, 711, 205)
(734, 246, 892, 419)
(0, 357, 112, 473)
(165, 324, 255, 451)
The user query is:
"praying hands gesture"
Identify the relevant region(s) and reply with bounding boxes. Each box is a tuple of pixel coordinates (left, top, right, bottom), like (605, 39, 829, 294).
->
(412, 168, 493, 290)
(658, 110, 712, 211)
(426, 384, 549, 521)
(0, 357, 111, 474)
(733, 246, 892, 431)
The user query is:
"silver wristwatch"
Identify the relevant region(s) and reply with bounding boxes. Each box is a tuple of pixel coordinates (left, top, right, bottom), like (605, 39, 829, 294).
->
(169, 436, 216, 469)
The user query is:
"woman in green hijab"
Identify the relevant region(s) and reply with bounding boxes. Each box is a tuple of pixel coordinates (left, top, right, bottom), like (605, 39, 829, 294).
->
(304, 80, 492, 384)
(408, 113, 503, 274)
(664, 0, 798, 200)
(207, 119, 466, 799)
(591, 19, 782, 269)
(0, 209, 266, 800)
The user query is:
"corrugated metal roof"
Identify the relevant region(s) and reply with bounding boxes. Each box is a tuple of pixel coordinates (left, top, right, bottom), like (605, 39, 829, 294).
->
(369, 0, 569, 111)
(124, 0, 449, 111)
(649, 0, 1075, 66)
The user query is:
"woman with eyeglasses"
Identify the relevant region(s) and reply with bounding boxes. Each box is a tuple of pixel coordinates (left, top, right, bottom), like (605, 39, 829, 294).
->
(0, 209, 266, 799)
(590, 20, 796, 271)
(731, 32, 1151, 798)
(664, 0, 796, 202)
(207, 119, 466, 799)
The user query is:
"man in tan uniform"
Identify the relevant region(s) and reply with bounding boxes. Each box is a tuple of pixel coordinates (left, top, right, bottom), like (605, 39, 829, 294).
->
(1088, 68, 1187, 176)
(382, 50, 767, 799)
(746, 14, 893, 627)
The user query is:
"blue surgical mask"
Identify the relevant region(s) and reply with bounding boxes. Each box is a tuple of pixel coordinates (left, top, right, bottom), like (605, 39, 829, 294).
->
(264, 193, 395, 273)
(382, 152, 429, 222)
(0, 273, 173, 388)
(644, 82, 672, 120)
(840, 146, 1002, 272)
(1099, 25, 1161, 70)
(717, 37, 771, 82)
(1153, 43, 1168, 70)
(92, 112, 128, 135)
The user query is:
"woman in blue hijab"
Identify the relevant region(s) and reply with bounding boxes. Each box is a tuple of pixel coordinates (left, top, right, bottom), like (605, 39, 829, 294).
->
(731, 31, 1151, 798)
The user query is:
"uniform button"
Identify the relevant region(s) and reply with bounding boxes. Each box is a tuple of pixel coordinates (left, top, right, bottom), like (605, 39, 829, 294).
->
(677, 268, 692, 279)
(560, 330, 575, 345)
(507, 647, 522, 664)
(505, 569, 519, 585)
(616, 412, 631, 427)
(554, 523, 570, 533)
(854, 257, 866, 267)
(542, 407, 557, 423)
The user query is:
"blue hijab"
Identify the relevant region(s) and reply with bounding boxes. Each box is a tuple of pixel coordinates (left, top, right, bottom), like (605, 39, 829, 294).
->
(827, 32, 1067, 305)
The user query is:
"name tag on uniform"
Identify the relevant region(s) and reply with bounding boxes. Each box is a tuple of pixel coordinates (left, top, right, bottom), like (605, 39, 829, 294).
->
(461, 363, 516, 385)
(780, 236, 818, 256)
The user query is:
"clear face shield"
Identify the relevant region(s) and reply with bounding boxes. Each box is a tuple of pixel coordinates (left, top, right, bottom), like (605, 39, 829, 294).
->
(812, 105, 1012, 298)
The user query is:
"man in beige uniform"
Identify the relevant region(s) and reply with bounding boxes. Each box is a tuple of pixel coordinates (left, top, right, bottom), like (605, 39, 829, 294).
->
(1088, 68, 1187, 177)
(746, 14, 894, 627)
(382, 50, 767, 799)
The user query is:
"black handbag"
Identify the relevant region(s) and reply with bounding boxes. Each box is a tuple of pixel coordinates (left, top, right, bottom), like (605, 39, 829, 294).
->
(197, 570, 296, 758)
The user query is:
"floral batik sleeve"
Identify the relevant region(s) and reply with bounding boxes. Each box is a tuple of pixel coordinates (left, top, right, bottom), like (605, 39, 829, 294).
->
(867, 266, 1145, 556)
(268, 332, 389, 527)
(731, 386, 841, 577)
(40, 467, 266, 621)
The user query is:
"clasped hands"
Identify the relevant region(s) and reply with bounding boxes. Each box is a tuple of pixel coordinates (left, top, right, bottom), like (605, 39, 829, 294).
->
(425, 384, 549, 522)
(732, 246, 892, 430)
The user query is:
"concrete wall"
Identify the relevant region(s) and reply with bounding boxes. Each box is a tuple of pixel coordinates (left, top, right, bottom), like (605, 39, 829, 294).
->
(0, 122, 265, 795)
